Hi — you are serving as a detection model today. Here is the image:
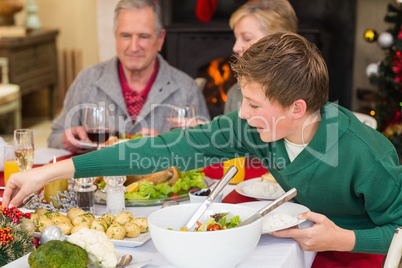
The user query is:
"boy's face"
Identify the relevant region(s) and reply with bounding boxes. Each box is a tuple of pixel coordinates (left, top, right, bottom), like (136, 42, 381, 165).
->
(238, 80, 294, 143)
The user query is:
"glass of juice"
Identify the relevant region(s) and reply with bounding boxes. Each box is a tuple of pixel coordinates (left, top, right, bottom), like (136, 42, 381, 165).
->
(223, 157, 245, 184)
(4, 144, 20, 185)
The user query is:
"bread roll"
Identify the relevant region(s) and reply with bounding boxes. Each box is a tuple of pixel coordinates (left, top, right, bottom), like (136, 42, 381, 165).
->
(261, 173, 277, 183)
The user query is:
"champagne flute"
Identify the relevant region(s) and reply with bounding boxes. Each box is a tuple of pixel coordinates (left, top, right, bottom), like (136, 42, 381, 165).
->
(14, 129, 35, 171)
(84, 106, 111, 150)
(169, 104, 197, 131)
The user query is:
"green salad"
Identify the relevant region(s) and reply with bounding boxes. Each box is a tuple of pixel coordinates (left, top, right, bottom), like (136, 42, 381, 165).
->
(196, 212, 241, 231)
(124, 168, 207, 200)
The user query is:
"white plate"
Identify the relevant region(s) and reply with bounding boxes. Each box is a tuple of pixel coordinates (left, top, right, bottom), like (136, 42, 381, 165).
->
(77, 140, 106, 149)
(3, 251, 151, 268)
(33, 231, 151, 248)
(20, 209, 151, 248)
(235, 178, 285, 200)
(240, 201, 310, 234)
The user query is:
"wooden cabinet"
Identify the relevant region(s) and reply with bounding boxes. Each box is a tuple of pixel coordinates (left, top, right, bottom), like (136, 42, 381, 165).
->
(0, 29, 59, 118)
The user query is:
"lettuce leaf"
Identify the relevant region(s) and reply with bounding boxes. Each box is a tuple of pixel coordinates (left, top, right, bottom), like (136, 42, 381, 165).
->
(125, 168, 207, 200)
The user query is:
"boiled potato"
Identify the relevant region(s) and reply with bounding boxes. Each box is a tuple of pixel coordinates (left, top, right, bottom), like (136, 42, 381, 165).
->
(67, 207, 85, 221)
(56, 221, 73, 235)
(131, 218, 148, 233)
(71, 222, 90, 233)
(35, 208, 48, 216)
(37, 218, 54, 232)
(30, 212, 40, 223)
(99, 214, 115, 227)
(124, 222, 141, 238)
(106, 223, 125, 240)
(49, 213, 70, 224)
(91, 219, 108, 232)
(114, 211, 133, 226)
(72, 213, 95, 226)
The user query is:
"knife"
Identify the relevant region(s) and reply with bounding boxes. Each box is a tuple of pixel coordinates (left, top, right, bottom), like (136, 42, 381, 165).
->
(236, 187, 297, 228)
(183, 165, 238, 231)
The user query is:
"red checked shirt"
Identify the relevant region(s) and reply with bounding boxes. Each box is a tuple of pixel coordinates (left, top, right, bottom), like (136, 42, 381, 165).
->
(119, 60, 159, 123)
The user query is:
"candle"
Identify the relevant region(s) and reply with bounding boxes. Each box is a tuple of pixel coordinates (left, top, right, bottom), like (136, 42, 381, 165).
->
(44, 156, 68, 208)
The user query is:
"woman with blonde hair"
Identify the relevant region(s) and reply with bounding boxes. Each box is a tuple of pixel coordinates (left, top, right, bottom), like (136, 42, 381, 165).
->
(224, 0, 298, 113)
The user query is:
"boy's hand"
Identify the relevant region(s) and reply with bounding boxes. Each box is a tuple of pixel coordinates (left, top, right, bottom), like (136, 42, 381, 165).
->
(271, 211, 355, 252)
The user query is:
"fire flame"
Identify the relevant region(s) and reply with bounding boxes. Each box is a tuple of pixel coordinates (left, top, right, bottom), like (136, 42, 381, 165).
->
(207, 58, 230, 102)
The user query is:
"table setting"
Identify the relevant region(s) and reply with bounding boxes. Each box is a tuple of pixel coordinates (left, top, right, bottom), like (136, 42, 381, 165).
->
(0, 136, 317, 268)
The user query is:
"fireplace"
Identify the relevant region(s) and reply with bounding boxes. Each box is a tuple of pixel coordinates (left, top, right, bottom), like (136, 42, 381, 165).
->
(161, 0, 356, 117)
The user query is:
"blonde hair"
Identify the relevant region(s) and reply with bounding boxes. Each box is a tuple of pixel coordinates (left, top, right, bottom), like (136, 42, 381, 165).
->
(231, 32, 328, 112)
(230, 0, 298, 34)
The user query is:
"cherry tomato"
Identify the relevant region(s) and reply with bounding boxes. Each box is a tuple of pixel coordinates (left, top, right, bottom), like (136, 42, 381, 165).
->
(211, 224, 221, 231)
(207, 225, 213, 231)
(171, 193, 180, 201)
(222, 225, 227, 230)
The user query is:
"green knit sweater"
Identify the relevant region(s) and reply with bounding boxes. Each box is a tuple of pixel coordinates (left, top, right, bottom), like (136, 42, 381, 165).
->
(73, 102, 402, 254)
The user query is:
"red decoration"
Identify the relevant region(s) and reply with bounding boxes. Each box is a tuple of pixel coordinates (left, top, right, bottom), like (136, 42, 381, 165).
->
(195, 0, 218, 23)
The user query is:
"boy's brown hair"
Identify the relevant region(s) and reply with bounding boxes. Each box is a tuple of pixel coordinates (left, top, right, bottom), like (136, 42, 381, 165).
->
(231, 32, 329, 112)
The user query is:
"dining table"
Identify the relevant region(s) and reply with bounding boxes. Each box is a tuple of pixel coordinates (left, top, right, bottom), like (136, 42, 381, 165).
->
(0, 150, 317, 268)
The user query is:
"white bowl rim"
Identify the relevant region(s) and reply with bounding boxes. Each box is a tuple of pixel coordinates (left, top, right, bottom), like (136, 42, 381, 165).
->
(148, 203, 262, 233)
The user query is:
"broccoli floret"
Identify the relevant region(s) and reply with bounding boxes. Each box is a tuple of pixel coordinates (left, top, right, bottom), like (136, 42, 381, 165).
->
(28, 240, 88, 268)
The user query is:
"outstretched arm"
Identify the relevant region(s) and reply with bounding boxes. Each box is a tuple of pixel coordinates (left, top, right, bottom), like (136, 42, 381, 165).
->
(2, 159, 76, 208)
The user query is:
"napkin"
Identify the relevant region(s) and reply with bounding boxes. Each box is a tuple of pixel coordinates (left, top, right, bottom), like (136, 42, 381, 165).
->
(34, 148, 72, 165)
(0, 137, 8, 171)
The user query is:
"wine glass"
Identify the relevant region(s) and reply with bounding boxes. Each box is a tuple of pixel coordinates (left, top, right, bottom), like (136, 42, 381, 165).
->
(84, 106, 111, 150)
(13, 129, 35, 171)
(169, 104, 197, 131)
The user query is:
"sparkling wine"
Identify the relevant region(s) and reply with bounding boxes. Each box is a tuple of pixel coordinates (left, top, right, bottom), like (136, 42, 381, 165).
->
(86, 128, 111, 144)
(15, 148, 34, 171)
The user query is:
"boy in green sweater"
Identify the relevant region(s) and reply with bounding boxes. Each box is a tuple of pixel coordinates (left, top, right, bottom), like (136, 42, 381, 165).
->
(4, 32, 402, 257)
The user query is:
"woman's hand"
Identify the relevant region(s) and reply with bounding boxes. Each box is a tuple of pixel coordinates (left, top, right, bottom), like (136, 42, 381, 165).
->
(271, 211, 355, 252)
(136, 128, 160, 137)
(3, 159, 75, 208)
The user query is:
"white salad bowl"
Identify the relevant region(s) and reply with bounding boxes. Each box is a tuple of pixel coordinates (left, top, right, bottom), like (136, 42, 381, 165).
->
(148, 203, 262, 268)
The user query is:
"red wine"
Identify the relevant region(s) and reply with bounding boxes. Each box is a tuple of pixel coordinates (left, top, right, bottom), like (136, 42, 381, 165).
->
(86, 128, 111, 143)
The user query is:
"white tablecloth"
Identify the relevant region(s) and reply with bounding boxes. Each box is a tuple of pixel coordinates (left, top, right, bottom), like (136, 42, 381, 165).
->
(94, 185, 317, 268)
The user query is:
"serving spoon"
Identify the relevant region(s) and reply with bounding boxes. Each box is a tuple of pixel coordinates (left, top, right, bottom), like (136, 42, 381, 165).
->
(116, 254, 133, 267)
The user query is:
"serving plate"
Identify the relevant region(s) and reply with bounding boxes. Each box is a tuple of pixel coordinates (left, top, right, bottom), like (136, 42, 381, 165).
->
(95, 190, 190, 207)
(20, 209, 151, 248)
(240, 201, 310, 234)
(235, 178, 285, 200)
(33, 231, 151, 248)
(3, 251, 151, 268)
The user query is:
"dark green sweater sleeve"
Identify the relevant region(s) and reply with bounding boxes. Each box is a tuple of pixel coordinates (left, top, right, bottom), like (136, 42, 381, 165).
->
(72, 112, 255, 178)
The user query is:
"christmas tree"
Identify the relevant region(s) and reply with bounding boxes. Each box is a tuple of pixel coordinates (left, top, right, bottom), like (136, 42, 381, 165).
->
(365, 2, 402, 156)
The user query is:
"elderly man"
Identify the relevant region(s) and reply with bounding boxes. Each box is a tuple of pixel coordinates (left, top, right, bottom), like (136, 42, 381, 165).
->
(48, 0, 209, 153)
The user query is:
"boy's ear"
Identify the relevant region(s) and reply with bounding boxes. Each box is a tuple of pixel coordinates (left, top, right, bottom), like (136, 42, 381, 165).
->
(291, 99, 307, 120)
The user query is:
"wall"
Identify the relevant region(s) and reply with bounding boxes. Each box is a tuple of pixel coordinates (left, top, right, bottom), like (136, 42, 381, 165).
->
(14, 0, 99, 115)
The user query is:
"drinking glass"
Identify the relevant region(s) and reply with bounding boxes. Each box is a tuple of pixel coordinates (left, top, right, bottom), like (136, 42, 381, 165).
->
(4, 144, 20, 185)
(14, 129, 34, 171)
(169, 104, 197, 131)
(84, 106, 111, 150)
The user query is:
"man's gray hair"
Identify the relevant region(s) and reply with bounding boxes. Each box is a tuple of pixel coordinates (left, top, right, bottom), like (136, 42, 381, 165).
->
(114, 0, 163, 36)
